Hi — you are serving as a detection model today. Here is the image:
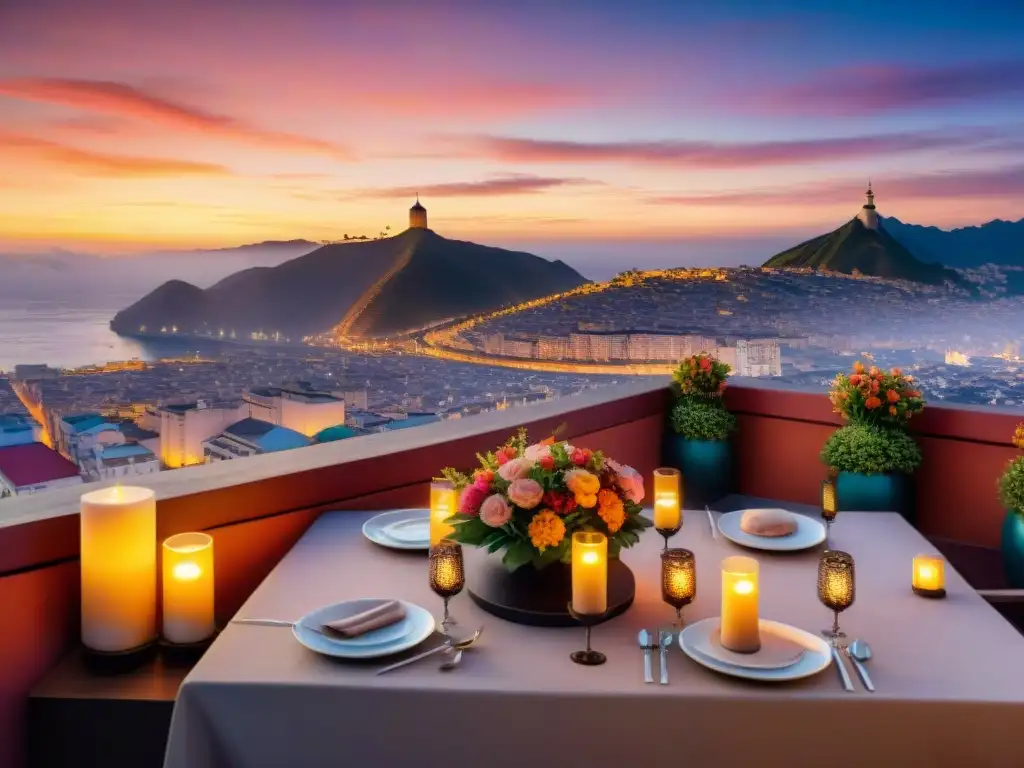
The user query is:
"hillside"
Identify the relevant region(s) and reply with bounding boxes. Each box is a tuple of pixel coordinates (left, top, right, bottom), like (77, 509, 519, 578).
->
(882, 216, 1024, 268)
(763, 217, 959, 285)
(111, 229, 588, 340)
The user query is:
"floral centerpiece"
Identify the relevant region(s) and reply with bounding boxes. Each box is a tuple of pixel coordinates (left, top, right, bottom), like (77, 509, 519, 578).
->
(821, 361, 925, 515)
(671, 352, 731, 399)
(998, 424, 1024, 587)
(442, 429, 652, 571)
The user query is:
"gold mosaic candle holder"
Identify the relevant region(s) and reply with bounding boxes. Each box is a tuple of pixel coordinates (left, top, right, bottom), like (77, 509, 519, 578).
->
(818, 550, 855, 645)
(429, 541, 465, 633)
(661, 548, 696, 627)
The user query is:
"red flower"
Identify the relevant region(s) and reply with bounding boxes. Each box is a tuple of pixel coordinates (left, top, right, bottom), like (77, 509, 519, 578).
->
(496, 446, 517, 465)
(849, 374, 862, 386)
(542, 491, 577, 515)
(458, 485, 487, 516)
(886, 390, 900, 403)
(539, 456, 556, 471)
(473, 470, 493, 491)
(496, 452, 510, 466)
(570, 448, 588, 466)
(870, 380, 880, 394)
(865, 396, 882, 410)
(892, 367, 903, 376)
(699, 357, 712, 371)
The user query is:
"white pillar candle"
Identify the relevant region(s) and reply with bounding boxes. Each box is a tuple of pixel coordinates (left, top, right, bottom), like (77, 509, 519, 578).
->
(720, 555, 760, 653)
(571, 531, 608, 615)
(653, 468, 682, 530)
(162, 532, 215, 644)
(430, 480, 456, 546)
(80, 486, 157, 652)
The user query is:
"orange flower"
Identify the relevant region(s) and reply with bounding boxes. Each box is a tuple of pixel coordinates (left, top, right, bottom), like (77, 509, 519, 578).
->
(869, 366, 881, 377)
(865, 396, 882, 410)
(597, 489, 626, 533)
(1013, 424, 1024, 450)
(886, 389, 900, 403)
(889, 406, 898, 416)
(539, 436, 556, 446)
(527, 509, 566, 551)
(892, 367, 903, 376)
(853, 361, 865, 374)
(849, 374, 862, 386)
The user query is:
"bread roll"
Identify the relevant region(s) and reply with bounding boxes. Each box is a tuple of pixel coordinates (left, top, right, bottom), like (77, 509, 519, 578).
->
(740, 508, 797, 537)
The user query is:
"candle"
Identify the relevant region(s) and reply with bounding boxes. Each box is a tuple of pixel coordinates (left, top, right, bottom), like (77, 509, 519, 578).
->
(430, 480, 457, 546)
(912, 553, 946, 597)
(80, 486, 157, 653)
(720, 555, 760, 653)
(652, 467, 682, 531)
(571, 531, 608, 615)
(821, 478, 837, 522)
(162, 532, 215, 644)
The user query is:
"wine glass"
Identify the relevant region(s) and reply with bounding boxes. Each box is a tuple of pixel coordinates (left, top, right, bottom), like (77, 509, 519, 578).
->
(661, 548, 696, 628)
(818, 550, 855, 646)
(429, 541, 465, 634)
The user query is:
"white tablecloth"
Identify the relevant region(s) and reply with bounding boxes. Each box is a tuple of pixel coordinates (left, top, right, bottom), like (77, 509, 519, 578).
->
(165, 497, 1024, 768)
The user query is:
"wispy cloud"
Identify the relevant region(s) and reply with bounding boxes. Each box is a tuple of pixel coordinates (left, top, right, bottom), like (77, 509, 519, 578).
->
(357, 80, 598, 119)
(756, 60, 1024, 116)
(359, 175, 593, 198)
(454, 128, 1003, 169)
(649, 166, 1024, 206)
(0, 133, 230, 177)
(0, 78, 352, 159)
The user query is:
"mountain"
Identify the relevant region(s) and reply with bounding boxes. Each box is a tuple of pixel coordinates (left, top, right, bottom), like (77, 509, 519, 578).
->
(881, 217, 1024, 268)
(111, 228, 588, 340)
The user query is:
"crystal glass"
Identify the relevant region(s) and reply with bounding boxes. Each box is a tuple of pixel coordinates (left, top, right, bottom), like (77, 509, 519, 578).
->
(817, 550, 855, 645)
(429, 541, 464, 633)
(661, 548, 696, 627)
(821, 478, 838, 546)
(653, 467, 683, 549)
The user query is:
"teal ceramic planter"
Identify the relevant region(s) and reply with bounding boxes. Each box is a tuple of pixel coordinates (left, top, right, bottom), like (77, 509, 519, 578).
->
(835, 471, 914, 521)
(1001, 510, 1024, 588)
(662, 434, 733, 507)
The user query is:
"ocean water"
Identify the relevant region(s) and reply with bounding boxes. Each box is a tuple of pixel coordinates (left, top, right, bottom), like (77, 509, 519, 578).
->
(0, 297, 196, 372)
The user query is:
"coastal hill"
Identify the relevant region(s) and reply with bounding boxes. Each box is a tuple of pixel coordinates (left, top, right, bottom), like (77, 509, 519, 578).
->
(882, 216, 1024, 268)
(764, 185, 959, 285)
(111, 227, 588, 340)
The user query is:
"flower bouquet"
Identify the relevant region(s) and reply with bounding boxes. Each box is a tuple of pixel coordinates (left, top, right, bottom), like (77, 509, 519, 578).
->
(671, 352, 730, 399)
(999, 423, 1024, 587)
(442, 429, 652, 571)
(827, 361, 925, 427)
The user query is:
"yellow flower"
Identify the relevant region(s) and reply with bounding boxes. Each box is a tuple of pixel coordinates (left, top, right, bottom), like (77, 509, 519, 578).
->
(565, 469, 600, 496)
(576, 493, 598, 509)
(597, 489, 625, 533)
(528, 509, 566, 552)
(1014, 424, 1024, 450)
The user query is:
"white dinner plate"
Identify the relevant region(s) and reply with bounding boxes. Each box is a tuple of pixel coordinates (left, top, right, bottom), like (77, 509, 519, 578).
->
(717, 509, 826, 552)
(363, 509, 432, 550)
(679, 618, 832, 683)
(293, 599, 435, 659)
(383, 518, 431, 544)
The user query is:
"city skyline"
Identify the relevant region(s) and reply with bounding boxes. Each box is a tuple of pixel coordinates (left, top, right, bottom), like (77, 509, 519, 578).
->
(2, 0, 1024, 254)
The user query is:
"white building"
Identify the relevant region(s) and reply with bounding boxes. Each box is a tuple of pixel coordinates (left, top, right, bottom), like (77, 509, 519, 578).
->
(158, 400, 246, 468)
(734, 339, 783, 377)
(243, 384, 346, 438)
(88, 443, 161, 482)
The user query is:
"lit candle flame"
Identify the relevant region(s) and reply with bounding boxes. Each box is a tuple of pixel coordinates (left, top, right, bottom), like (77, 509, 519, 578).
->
(173, 562, 202, 581)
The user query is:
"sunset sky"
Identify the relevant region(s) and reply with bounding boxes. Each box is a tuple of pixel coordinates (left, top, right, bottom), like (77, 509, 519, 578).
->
(2, 0, 1024, 256)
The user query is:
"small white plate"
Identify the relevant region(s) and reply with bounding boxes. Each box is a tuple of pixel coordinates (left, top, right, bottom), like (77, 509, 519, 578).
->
(679, 618, 832, 683)
(293, 599, 435, 659)
(717, 509, 826, 552)
(363, 509, 432, 551)
(383, 518, 431, 544)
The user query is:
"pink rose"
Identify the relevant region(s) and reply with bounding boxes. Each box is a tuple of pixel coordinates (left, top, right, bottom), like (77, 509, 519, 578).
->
(524, 443, 552, 462)
(609, 460, 645, 504)
(458, 485, 487, 516)
(497, 457, 533, 482)
(507, 478, 544, 510)
(479, 494, 513, 527)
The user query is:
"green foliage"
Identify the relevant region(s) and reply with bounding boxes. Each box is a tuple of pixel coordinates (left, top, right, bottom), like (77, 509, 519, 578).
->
(669, 398, 736, 441)
(999, 457, 1024, 513)
(820, 424, 922, 475)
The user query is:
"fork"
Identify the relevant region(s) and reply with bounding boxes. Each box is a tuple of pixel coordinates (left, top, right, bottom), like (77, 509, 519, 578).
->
(232, 618, 327, 636)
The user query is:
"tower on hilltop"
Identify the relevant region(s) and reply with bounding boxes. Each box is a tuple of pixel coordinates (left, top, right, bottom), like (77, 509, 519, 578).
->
(409, 195, 427, 230)
(857, 181, 878, 230)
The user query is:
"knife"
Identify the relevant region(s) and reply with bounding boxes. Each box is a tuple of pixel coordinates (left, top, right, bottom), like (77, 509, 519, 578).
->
(831, 646, 854, 692)
(846, 650, 875, 692)
(705, 505, 718, 540)
(375, 641, 451, 675)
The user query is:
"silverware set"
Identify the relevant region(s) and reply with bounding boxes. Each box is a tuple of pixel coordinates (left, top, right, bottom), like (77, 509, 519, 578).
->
(829, 637, 875, 692)
(637, 629, 672, 685)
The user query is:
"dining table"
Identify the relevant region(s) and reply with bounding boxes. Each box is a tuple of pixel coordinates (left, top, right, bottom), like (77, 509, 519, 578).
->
(163, 495, 1024, 768)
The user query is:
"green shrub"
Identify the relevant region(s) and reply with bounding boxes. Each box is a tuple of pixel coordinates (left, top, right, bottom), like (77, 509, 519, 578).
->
(999, 457, 1024, 513)
(670, 398, 736, 441)
(820, 424, 922, 475)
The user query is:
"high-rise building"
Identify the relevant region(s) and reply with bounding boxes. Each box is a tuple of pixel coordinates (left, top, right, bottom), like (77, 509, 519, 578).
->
(734, 339, 783, 377)
(244, 384, 346, 438)
(158, 400, 246, 468)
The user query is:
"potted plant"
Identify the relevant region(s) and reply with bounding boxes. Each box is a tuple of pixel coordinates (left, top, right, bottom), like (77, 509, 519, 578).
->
(998, 423, 1024, 588)
(821, 362, 924, 518)
(663, 353, 736, 506)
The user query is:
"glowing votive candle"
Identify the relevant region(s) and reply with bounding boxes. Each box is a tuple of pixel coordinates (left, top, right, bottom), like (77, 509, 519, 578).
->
(653, 467, 682, 531)
(571, 531, 608, 615)
(80, 486, 157, 653)
(162, 532, 215, 644)
(912, 553, 946, 597)
(430, 480, 457, 546)
(720, 555, 760, 653)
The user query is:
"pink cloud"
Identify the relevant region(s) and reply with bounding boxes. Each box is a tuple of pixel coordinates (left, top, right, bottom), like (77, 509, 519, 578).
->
(456, 128, 1001, 169)
(363, 175, 593, 198)
(0, 133, 230, 177)
(0, 77, 352, 159)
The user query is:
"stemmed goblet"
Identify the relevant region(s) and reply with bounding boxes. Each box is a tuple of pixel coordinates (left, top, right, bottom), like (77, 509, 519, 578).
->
(429, 541, 465, 634)
(818, 550, 855, 646)
(653, 467, 683, 550)
(661, 548, 696, 628)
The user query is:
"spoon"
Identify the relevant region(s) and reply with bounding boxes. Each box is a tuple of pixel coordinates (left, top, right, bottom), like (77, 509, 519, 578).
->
(847, 639, 875, 692)
(657, 630, 673, 685)
(439, 648, 464, 671)
(638, 629, 654, 684)
(375, 626, 484, 675)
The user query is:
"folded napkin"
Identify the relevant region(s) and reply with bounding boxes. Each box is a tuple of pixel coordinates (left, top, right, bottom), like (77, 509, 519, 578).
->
(323, 601, 406, 639)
